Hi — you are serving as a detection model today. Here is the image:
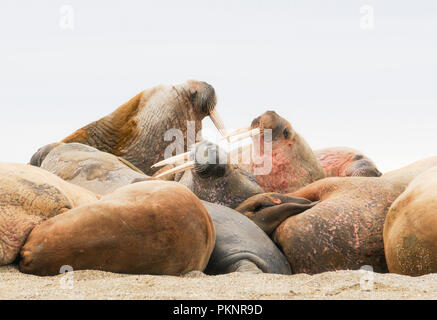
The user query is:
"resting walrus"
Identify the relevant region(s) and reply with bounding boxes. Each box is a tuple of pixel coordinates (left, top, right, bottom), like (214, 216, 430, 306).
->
(57, 80, 226, 176)
(237, 177, 405, 274)
(19, 181, 216, 276)
(30, 142, 151, 195)
(0, 163, 99, 266)
(384, 166, 437, 276)
(203, 201, 292, 275)
(314, 147, 382, 177)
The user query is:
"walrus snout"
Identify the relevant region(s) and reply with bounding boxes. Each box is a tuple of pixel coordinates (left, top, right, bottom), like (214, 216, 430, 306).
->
(192, 141, 228, 179)
(349, 160, 382, 177)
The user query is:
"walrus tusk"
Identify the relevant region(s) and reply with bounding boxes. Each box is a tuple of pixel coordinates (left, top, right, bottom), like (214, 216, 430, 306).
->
(151, 152, 191, 168)
(209, 109, 228, 137)
(221, 128, 261, 144)
(222, 126, 251, 139)
(154, 161, 195, 179)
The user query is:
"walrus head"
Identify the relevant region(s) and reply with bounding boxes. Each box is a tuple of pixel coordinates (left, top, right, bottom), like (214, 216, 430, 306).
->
(250, 110, 296, 147)
(153, 141, 264, 208)
(29, 142, 63, 167)
(224, 110, 325, 193)
(345, 155, 382, 177)
(183, 81, 223, 133)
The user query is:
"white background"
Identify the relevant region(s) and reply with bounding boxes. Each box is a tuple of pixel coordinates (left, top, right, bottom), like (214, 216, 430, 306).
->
(0, 0, 436, 172)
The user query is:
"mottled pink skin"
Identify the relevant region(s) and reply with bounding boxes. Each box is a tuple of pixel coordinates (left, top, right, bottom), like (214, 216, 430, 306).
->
(273, 177, 405, 274)
(249, 111, 325, 194)
(315, 147, 381, 178)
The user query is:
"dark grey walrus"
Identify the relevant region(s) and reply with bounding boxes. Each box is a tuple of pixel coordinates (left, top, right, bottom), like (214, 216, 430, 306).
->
(202, 201, 291, 275)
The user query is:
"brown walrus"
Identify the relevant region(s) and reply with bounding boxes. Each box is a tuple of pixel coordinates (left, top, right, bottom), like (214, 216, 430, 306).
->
(30, 142, 151, 195)
(384, 166, 437, 276)
(0, 163, 99, 266)
(382, 156, 437, 188)
(236, 111, 325, 194)
(314, 147, 382, 177)
(19, 181, 216, 276)
(237, 177, 405, 274)
(59, 80, 227, 176)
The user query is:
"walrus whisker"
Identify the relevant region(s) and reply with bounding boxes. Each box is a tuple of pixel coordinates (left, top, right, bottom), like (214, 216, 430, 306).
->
(209, 109, 227, 137)
(154, 161, 195, 179)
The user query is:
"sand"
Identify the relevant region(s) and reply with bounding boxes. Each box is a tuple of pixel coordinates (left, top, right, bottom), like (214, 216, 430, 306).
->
(0, 265, 436, 300)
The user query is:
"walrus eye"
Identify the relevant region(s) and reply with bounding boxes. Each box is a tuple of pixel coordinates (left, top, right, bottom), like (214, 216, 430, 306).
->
(283, 128, 290, 139)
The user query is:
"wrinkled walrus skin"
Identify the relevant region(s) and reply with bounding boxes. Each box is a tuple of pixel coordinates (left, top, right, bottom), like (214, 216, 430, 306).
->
(245, 111, 325, 194)
(61, 80, 221, 176)
(31, 142, 151, 195)
(202, 201, 291, 275)
(0, 163, 99, 266)
(19, 181, 216, 276)
(269, 177, 405, 274)
(314, 147, 382, 178)
(384, 167, 437, 276)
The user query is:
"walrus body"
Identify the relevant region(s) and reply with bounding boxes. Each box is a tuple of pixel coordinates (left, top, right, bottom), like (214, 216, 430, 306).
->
(31, 142, 150, 195)
(314, 147, 382, 177)
(0, 163, 98, 266)
(61, 80, 225, 176)
(239, 177, 405, 274)
(202, 201, 291, 275)
(384, 167, 437, 276)
(247, 111, 325, 193)
(382, 156, 437, 188)
(19, 181, 215, 276)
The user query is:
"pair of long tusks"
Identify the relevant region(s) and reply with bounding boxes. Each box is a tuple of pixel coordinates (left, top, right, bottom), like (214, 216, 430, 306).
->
(152, 126, 261, 179)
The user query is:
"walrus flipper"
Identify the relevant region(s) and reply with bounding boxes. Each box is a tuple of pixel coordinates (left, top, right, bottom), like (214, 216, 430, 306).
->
(236, 193, 319, 235)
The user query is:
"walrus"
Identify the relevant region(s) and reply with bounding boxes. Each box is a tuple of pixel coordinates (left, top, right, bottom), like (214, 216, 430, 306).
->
(314, 147, 382, 177)
(382, 156, 437, 188)
(0, 163, 99, 266)
(30, 142, 151, 195)
(202, 201, 292, 275)
(153, 141, 265, 208)
(237, 177, 405, 274)
(225, 111, 325, 194)
(384, 167, 437, 276)
(59, 80, 227, 176)
(19, 181, 216, 276)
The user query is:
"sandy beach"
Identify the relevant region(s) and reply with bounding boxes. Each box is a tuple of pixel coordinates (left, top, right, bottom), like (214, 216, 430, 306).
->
(0, 265, 436, 300)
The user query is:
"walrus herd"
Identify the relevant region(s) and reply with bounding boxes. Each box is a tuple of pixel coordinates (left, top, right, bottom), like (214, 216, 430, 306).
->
(1, 79, 436, 278)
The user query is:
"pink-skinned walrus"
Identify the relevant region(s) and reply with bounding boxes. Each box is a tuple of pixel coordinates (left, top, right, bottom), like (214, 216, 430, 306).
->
(19, 180, 216, 276)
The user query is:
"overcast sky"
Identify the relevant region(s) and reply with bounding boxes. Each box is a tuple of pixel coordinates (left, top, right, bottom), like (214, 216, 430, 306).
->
(0, 0, 436, 173)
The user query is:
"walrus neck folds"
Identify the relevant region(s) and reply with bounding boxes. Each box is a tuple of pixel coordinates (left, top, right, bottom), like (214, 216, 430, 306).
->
(62, 92, 144, 155)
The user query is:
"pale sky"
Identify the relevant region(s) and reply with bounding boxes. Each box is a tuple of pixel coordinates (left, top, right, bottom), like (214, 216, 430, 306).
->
(1, 0, 436, 173)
